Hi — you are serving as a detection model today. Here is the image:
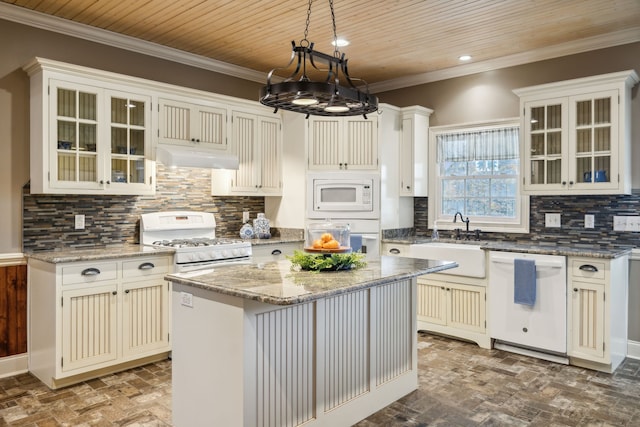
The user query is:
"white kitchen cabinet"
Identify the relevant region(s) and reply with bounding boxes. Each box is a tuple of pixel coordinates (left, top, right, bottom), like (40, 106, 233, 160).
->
(400, 106, 431, 196)
(28, 254, 172, 389)
(383, 241, 490, 348)
(24, 59, 155, 195)
(567, 255, 628, 373)
(158, 98, 227, 150)
(416, 276, 490, 349)
(515, 70, 638, 195)
(308, 115, 378, 170)
(211, 111, 282, 196)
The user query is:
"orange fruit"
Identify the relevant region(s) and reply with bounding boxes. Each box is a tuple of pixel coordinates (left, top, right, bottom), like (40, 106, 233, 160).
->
(321, 232, 334, 242)
(312, 239, 324, 249)
(322, 239, 339, 249)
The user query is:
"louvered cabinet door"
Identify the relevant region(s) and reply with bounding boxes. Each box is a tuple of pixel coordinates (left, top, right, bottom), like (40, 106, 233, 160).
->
(61, 284, 118, 373)
(446, 283, 485, 333)
(230, 111, 258, 192)
(416, 280, 447, 326)
(569, 280, 606, 362)
(343, 116, 378, 170)
(308, 117, 342, 170)
(257, 115, 282, 194)
(122, 280, 170, 359)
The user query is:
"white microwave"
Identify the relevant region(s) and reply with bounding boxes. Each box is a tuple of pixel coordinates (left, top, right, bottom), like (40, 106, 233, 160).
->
(307, 173, 380, 219)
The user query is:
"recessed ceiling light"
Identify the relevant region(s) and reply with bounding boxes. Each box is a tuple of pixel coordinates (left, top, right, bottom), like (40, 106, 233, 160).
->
(331, 38, 350, 47)
(458, 55, 472, 62)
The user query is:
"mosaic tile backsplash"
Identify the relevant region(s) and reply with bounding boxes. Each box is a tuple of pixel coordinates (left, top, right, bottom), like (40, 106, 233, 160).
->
(23, 168, 640, 251)
(23, 165, 266, 251)
(410, 195, 640, 248)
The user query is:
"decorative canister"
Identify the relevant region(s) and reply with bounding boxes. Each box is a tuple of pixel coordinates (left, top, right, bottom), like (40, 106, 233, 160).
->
(253, 213, 270, 239)
(239, 222, 254, 239)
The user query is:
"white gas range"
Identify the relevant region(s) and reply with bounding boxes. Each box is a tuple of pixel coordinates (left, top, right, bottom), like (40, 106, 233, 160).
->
(140, 211, 252, 272)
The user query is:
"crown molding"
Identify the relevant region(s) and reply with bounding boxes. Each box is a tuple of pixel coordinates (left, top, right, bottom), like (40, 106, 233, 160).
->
(2, 3, 639, 92)
(0, 2, 267, 84)
(369, 27, 640, 93)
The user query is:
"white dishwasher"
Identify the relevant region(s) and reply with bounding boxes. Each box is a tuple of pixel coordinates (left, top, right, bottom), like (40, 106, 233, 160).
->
(489, 251, 567, 363)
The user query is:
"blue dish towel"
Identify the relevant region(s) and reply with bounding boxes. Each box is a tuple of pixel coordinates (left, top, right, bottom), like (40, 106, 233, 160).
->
(514, 258, 536, 306)
(350, 235, 363, 252)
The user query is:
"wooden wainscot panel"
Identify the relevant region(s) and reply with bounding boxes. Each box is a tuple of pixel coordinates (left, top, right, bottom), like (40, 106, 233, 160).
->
(0, 265, 27, 357)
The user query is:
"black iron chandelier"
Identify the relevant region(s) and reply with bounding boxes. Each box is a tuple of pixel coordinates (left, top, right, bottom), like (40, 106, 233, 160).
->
(259, 0, 378, 118)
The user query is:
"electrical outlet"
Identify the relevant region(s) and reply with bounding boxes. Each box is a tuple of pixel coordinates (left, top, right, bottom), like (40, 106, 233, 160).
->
(180, 292, 193, 308)
(584, 214, 594, 229)
(613, 215, 627, 231)
(74, 214, 85, 230)
(242, 211, 250, 223)
(545, 213, 561, 228)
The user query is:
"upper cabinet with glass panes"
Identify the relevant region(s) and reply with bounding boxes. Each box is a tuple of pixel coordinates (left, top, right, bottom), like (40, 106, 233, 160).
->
(514, 70, 638, 195)
(24, 59, 155, 195)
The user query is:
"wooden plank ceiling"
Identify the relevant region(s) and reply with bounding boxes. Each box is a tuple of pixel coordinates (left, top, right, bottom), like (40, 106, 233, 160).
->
(3, 0, 640, 86)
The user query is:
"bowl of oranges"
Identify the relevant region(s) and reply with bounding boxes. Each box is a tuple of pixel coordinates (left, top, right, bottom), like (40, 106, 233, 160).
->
(305, 222, 351, 253)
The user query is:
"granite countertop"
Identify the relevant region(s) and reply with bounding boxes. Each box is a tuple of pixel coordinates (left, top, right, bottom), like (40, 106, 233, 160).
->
(26, 244, 175, 263)
(166, 256, 457, 305)
(382, 237, 631, 259)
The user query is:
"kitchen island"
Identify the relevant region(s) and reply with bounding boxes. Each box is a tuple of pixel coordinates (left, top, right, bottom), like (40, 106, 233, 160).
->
(168, 256, 456, 427)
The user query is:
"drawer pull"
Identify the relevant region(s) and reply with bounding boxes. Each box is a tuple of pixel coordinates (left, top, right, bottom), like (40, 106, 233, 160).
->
(81, 267, 101, 276)
(389, 248, 400, 254)
(271, 249, 282, 256)
(138, 262, 155, 270)
(579, 264, 598, 273)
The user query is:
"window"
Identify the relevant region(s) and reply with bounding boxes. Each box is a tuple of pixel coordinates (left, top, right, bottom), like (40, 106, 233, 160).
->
(428, 119, 529, 233)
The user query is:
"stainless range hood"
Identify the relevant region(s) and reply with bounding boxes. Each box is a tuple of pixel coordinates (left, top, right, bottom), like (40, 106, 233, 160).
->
(156, 146, 239, 170)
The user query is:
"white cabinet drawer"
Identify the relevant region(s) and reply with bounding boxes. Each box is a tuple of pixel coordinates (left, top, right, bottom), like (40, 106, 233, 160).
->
(62, 262, 118, 285)
(122, 256, 172, 281)
(570, 259, 606, 281)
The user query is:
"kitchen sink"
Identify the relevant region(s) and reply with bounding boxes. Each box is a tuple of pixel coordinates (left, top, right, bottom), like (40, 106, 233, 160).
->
(409, 242, 486, 278)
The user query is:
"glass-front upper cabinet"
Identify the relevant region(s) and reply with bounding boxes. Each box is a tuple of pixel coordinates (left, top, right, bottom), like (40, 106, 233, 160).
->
(108, 92, 149, 186)
(54, 83, 100, 187)
(524, 98, 567, 188)
(515, 70, 638, 195)
(570, 92, 617, 188)
(42, 79, 154, 195)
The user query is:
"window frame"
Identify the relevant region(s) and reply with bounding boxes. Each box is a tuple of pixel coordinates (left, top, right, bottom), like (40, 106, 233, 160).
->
(428, 118, 530, 234)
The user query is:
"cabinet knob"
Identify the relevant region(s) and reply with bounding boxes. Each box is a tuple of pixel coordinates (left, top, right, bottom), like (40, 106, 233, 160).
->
(406, 185, 411, 190)
(569, 181, 574, 185)
(573, 288, 578, 292)
(561, 181, 567, 185)
(446, 288, 451, 291)
(125, 289, 130, 294)
(339, 163, 343, 169)
(112, 291, 117, 295)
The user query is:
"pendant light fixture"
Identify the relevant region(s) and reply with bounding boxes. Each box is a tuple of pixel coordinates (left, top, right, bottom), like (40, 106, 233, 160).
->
(259, 0, 378, 118)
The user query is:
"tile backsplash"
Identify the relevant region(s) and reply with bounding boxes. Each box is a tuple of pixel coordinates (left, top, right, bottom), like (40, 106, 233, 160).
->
(411, 195, 640, 248)
(24, 168, 640, 251)
(23, 165, 265, 251)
